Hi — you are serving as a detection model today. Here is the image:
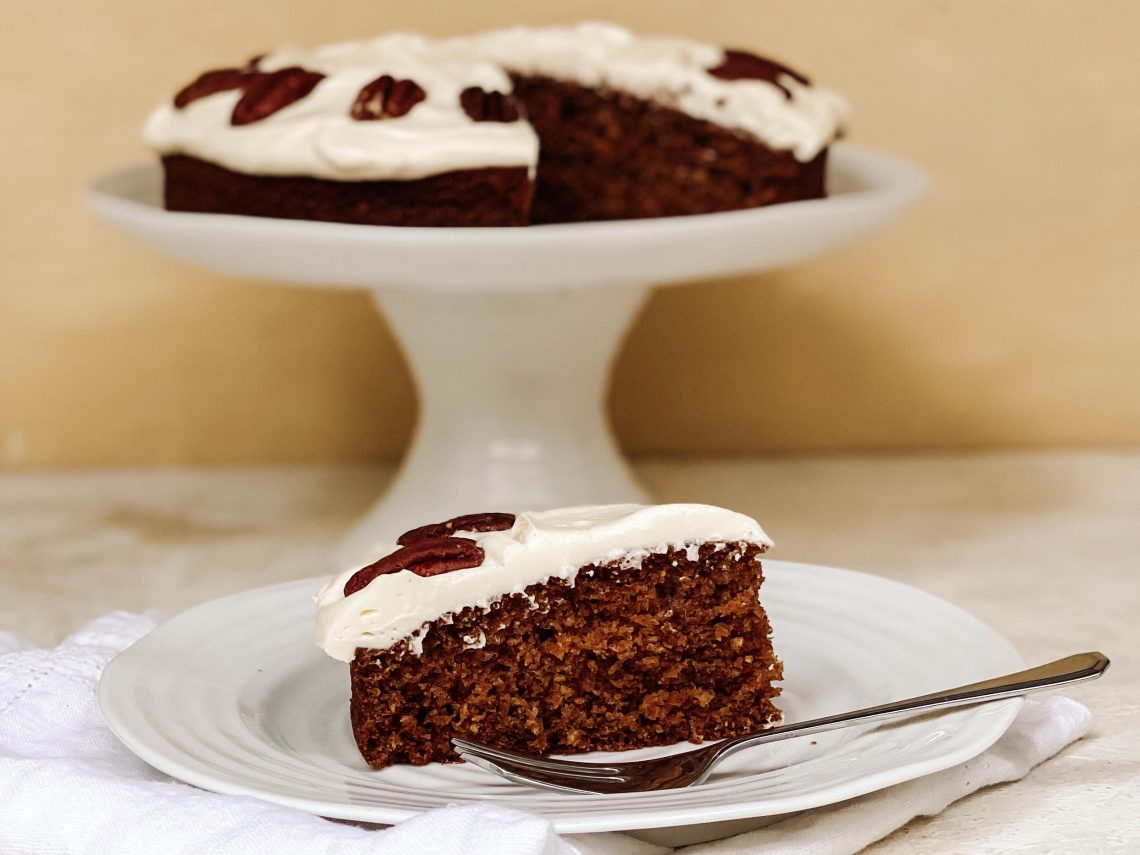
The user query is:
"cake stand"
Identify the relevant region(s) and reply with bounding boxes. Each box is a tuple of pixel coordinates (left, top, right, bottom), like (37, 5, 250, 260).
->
(88, 144, 926, 568)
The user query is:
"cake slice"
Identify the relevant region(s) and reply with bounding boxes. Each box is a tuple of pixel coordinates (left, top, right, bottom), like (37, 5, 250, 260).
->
(315, 504, 782, 768)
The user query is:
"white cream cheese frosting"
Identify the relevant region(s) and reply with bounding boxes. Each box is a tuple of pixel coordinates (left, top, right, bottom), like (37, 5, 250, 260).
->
(314, 503, 772, 662)
(144, 33, 539, 181)
(144, 22, 848, 181)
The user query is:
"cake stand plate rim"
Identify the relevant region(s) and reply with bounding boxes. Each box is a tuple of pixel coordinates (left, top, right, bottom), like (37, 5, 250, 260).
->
(85, 143, 927, 291)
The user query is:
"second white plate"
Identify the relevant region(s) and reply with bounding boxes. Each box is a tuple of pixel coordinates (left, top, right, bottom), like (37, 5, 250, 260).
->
(98, 562, 1023, 837)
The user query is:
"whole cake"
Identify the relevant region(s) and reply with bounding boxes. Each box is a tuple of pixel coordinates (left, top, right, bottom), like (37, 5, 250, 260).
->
(314, 503, 782, 769)
(145, 23, 848, 226)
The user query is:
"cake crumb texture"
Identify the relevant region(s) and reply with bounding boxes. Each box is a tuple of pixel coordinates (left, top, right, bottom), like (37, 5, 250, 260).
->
(513, 75, 826, 224)
(162, 155, 533, 227)
(349, 542, 781, 767)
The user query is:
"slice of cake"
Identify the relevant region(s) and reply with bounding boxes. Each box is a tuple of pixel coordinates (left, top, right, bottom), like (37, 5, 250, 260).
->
(314, 503, 782, 769)
(144, 23, 849, 226)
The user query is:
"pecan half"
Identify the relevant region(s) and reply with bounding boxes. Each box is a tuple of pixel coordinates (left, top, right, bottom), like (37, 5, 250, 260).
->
(231, 66, 325, 126)
(351, 74, 426, 120)
(343, 537, 485, 596)
(707, 49, 810, 98)
(459, 86, 521, 122)
(397, 512, 516, 546)
(173, 68, 257, 109)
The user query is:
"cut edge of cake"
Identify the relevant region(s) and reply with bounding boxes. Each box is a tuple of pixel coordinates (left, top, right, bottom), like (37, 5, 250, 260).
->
(315, 503, 783, 769)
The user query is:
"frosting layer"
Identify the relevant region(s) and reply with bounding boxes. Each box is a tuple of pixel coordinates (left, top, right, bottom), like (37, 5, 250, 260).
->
(314, 503, 772, 661)
(145, 34, 538, 181)
(145, 23, 848, 182)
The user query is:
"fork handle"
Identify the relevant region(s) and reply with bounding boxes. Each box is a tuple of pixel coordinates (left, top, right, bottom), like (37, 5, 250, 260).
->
(712, 651, 1109, 766)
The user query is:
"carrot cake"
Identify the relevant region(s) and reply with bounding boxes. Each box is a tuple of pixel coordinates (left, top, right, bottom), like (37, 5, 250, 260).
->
(314, 503, 782, 768)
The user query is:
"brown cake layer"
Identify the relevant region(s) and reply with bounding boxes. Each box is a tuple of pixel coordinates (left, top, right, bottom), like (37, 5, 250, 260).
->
(349, 541, 781, 768)
(511, 75, 827, 224)
(161, 76, 826, 227)
(162, 155, 533, 226)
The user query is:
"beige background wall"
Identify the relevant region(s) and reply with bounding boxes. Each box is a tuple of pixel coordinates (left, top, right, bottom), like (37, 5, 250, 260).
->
(3, 1, 1138, 468)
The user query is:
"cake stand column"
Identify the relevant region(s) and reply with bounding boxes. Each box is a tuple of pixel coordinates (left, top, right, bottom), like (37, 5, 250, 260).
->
(336, 284, 652, 569)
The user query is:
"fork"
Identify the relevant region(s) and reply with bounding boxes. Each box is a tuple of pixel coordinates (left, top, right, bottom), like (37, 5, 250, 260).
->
(451, 651, 1108, 794)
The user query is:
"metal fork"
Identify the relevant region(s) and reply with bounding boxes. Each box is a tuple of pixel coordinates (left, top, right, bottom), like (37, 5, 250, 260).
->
(451, 651, 1108, 794)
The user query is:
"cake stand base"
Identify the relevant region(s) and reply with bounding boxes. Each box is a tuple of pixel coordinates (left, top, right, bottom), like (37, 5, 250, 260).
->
(336, 284, 652, 566)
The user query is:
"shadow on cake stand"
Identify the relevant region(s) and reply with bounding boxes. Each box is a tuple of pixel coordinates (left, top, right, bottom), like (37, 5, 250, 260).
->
(88, 143, 926, 569)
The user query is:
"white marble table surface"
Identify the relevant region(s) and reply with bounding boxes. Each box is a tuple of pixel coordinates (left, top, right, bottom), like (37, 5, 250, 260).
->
(2, 451, 1136, 852)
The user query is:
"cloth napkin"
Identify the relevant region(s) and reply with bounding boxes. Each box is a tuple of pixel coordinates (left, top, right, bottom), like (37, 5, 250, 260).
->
(0, 613, 1091, 855)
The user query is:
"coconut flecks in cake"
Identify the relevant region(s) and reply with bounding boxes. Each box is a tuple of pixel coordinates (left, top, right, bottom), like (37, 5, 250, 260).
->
(461, 630, 487, 650)
(618, 548, 649, 570)
(407, 625, 430, 656)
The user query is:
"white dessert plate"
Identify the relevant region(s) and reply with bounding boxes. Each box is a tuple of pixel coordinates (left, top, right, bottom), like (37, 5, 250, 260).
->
(98, 562, 1023, 841)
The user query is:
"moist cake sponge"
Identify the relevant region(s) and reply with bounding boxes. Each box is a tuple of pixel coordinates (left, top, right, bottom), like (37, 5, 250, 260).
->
(315, 505, 782, 768)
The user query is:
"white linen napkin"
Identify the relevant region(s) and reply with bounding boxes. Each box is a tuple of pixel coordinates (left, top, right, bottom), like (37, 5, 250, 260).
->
(0, 613, 1090, 855)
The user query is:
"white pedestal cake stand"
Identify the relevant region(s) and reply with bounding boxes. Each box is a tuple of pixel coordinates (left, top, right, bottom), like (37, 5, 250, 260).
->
(88, 144, 925, 568)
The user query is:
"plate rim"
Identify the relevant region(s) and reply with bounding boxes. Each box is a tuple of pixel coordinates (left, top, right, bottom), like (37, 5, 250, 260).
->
(87, 143, 926, 242)
(98, 562, 1023, 833)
